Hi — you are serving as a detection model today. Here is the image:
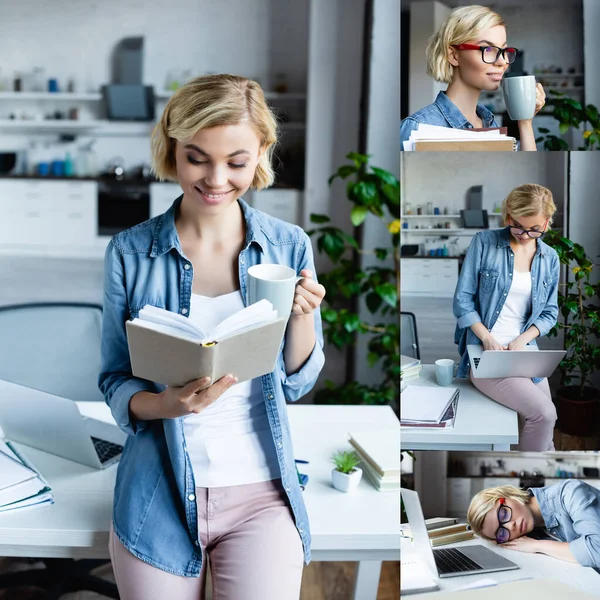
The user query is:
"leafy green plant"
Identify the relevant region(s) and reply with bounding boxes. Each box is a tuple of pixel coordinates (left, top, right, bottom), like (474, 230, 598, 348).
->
(544, 230, 600, 399)
(331, 449, 361, 474)
(307, 152, 400, 409)
(536, 91, 600, 151)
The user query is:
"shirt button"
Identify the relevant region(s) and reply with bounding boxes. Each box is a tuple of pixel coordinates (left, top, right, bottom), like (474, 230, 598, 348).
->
(504, 293, 507, 296)
(240, 256, 245, 265)
(181, 308, 188, 315)
(299, 527, 304, 534)
(188, 493, 195, 501)
(496, 311, 499, 314)
(184, 263, 191, 271)
(277, 442, 283, 449)
(285, 486, 291, 493)
(268, 394, 274, 400)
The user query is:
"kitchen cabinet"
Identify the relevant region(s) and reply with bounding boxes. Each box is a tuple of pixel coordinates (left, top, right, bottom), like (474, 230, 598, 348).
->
(447, 477, 520, 517)
(401, 258, 459, 297)
(150, 183, 182, 218)
(0, 180, 97, 254)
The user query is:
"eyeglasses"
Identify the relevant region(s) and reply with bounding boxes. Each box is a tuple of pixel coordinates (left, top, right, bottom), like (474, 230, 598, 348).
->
(509, 219, 548, 239)
(495, 498, 512, 544)
(454, 44, 518, 64)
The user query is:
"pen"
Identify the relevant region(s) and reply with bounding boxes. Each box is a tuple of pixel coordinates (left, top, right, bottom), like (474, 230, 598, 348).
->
(295, 459, 309, 464)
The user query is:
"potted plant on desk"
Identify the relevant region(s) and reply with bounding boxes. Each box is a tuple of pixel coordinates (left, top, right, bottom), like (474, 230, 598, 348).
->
(331, 450, 363, 493)
(544, 230, 600, 436)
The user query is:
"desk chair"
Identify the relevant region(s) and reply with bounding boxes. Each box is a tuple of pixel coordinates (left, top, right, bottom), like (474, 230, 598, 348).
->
(400, 311, 420, 359)
(0, 302, 119, 599)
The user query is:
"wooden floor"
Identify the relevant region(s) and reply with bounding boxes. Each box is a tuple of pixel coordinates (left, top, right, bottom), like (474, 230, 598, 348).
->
(0, 558, 400, 599)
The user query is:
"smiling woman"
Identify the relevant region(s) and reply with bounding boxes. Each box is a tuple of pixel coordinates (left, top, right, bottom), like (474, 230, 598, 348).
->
(467, 481, 600, 570)
(400, 4, 546, 150)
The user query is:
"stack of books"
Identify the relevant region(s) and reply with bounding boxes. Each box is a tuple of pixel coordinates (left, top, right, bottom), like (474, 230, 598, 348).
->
(348, 430, 400, 491)
(402, 123, 517, 151)
(0, 440, 53, 513)
(401, 517, 475, 546)
(401, 385, 459, 429)
(400, 355, 422, 386)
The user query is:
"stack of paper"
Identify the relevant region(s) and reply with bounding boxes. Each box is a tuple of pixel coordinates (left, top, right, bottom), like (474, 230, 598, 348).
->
(0, 440, 53, 513)
(348, 430, 400, 491)
(402, 124, 516, 152)
(401, 385, 459, 428)
(400, 355, 422, 383)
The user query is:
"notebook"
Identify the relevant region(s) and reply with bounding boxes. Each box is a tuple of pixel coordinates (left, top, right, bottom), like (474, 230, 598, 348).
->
(126, 300, 288, 387)
(401, 386, 459, 424)
(348, 430, 400, 478)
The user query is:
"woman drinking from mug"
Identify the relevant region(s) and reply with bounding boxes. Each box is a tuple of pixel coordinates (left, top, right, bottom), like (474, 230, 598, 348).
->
(453, 184, 560, 451)
(99, 74, 326, 600)
(400, 5, 545, 150)
(467, 482, 600, 570)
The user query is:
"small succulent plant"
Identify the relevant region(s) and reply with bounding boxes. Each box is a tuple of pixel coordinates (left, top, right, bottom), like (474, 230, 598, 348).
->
(331, 449, 361, 474)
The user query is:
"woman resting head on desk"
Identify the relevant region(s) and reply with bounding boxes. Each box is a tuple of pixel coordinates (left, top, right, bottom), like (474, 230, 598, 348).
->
(453, 184, 560, 452)
(467, 481, 600, 571)
(99, 74, 326, 600)
(400, 5, 545, 150)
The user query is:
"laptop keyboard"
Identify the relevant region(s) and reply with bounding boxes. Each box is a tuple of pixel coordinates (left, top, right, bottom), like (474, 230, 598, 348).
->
(91, 437, 123, 464)
(434, 547, 482, 574)
(473, 357, 480, 368)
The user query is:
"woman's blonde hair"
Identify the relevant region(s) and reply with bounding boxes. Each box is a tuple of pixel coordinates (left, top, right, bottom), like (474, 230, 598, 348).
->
(426, 5, 505, 83)
(151, 74, 278, 190)
(502, 184, 557, 226)
(467, 485, 531, 540)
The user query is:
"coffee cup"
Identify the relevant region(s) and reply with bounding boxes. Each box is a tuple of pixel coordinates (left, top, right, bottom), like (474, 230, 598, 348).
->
(247, 264, 302, 319)
(502, 75, 537, 121)
(435, 359, 455, 387)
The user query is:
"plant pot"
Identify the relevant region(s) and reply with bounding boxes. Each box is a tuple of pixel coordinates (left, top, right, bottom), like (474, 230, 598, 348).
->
(331, 467, 362, 492)
(557, 386, 600, 437)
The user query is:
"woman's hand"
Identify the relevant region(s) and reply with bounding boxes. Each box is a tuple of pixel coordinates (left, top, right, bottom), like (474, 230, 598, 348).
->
(483, 334, 507, 351)
(291, 269, 326, 317)
(158, 374, 238, 418)
(502, 536, 540, 554)
(507, 336, 527, 351)
(533, 83, 546, 117)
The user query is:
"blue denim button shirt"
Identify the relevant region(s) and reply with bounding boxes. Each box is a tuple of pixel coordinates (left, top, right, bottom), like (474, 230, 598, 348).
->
(99, 196, 325, 576)
(453, 227, 559, 383)
(400, 91, 498, 147)
(531, 481, 600, 571)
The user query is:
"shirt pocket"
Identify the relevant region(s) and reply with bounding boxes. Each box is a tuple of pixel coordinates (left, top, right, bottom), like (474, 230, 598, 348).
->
(479, 269, 499, 294)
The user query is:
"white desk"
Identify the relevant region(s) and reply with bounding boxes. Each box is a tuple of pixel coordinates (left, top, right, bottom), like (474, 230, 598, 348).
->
(401, 536, 600, 596)
(0, 403, 400, 600)
(401, 366, 518, 451)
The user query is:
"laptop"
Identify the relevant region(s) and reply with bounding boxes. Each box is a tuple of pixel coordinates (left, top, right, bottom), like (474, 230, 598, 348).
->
(0, 379, 126, 470)
(467, 344, 566, 379)
(401, 488, 519, 578)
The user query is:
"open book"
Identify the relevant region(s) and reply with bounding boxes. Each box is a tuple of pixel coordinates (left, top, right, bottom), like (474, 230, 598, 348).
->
(126, 300, 288, 388)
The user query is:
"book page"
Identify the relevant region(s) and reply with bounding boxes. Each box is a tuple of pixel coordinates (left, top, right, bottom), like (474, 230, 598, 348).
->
(138, 306, 207, 340)
(210, 299, 278, 341)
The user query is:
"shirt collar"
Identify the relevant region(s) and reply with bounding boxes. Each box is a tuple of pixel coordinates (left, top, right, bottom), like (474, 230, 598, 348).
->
(529, 487, 558, 529)
(434, 91, 496, 129)
(496, 226, 546, 257)
(150, 195, 266, 258)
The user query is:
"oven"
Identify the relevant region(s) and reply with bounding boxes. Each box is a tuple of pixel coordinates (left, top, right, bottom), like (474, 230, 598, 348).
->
(97, 180, 150, 237)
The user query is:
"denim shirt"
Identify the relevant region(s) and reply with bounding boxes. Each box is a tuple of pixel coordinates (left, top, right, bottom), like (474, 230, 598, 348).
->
(99, 196, 325, 576)
(400, 91, 498, 147)
(453, 227, 559, 383)
(531, 481, 600, 571)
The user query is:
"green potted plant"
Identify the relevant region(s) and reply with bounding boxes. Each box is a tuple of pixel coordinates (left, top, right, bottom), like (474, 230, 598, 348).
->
(544, 230, 600, 435)
(331, 449, 362, 492)
(536, 92, 600, 151)
(307, 152, 400, 411)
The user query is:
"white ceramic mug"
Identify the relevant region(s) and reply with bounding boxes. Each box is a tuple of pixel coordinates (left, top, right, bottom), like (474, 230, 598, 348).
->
(247, 264, 302, 319)
(502, 75, 537, 121)
(435, 359, 455, 387)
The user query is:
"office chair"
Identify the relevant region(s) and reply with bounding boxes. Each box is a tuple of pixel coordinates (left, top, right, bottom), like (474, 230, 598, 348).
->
(400, 311, 420, 360)
(0, 302, 119, 599)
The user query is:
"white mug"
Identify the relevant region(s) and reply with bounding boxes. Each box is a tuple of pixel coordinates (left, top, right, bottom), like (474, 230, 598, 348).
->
(247, 264, 302, 319)
(502, 75, 537, 121)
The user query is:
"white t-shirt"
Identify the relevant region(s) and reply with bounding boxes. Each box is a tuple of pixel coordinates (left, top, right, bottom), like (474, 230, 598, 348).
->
(183, 290, 280, 487)
(490, 270, 532, 346)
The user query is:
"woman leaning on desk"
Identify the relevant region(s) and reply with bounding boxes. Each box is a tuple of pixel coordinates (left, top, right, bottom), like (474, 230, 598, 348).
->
(467, 481, 600, 571)
(452, 184, 560, 452)
(400, 5, 545, 150)
(98, 74, 326, 600)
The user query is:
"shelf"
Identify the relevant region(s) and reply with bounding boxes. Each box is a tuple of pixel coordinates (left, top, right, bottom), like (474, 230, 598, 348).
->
(0, 91, 102, 100)
(533, 73, 583, 78)
(0, 119, 155, 135)
(402, 228, 492, 234)
(401, 213, 502, 218)
(155, 90, 306, 100)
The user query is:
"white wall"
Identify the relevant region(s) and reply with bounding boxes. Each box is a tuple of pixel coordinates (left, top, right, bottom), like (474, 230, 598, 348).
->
(583, 0, 600, 108)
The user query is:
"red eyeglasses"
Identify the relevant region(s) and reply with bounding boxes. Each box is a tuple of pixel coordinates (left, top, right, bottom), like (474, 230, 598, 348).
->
(454, 44, 518, 65)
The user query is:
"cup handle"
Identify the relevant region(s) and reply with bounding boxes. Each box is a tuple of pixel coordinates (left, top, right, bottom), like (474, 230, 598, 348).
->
(295, 275, 304, 285)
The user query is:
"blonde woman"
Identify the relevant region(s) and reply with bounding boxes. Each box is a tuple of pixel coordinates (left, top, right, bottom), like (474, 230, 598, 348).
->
(400, 5, 546, 150)
(99, 75, 325, 600)
(453, 184, 560, 451)
(467, 482, 600, 570)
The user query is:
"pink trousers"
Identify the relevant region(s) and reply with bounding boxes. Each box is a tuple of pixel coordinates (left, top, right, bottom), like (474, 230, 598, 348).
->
(470, 371, 556, 451)
(108, 478, 304, 600)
